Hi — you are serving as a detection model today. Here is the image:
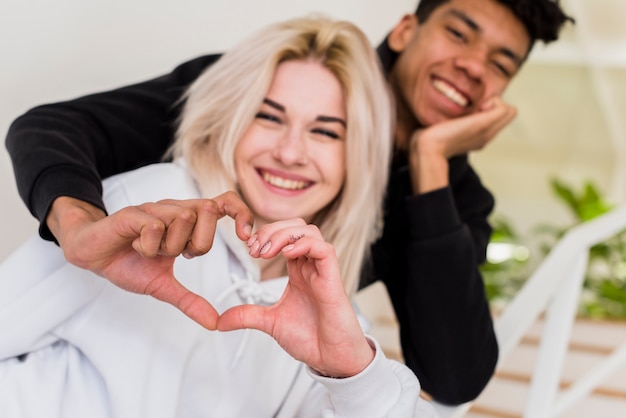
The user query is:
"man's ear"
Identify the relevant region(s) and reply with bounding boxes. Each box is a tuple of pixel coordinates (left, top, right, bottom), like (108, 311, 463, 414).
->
(387, 14, 419, 53)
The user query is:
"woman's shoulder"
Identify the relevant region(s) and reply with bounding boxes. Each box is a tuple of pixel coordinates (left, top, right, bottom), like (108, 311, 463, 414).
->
(102, 162, 200, 213)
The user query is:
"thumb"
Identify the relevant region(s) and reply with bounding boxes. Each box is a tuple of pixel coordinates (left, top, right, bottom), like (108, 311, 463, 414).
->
(147, 276, 219, 330)
(217, 304, 270, 333)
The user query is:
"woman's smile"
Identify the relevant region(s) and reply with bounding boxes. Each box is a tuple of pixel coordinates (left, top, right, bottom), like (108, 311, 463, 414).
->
(258, 168, 313, 192)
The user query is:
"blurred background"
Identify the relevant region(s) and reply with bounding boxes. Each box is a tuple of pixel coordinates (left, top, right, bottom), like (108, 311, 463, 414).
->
(1, 0, 419, 257)
(2, 1, 626, 415)
(1, 0, 625, 259)
(2, 0, 624, 260)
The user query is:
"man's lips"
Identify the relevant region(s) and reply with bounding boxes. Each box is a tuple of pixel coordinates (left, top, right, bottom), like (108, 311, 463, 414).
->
(432, 78, 470, 108)
(259, 169, 312, 191)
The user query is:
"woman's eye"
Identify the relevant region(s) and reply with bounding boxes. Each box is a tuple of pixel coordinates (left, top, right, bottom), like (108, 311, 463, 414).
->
(311, 128, 341, 140)
(256, 112, 281, 123)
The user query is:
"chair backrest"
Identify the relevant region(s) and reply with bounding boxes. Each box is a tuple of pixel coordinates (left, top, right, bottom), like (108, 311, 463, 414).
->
(431, 205, 626, 418)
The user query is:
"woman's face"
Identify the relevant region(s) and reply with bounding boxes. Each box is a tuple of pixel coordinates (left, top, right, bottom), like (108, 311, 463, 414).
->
(235, 60, 347, 226)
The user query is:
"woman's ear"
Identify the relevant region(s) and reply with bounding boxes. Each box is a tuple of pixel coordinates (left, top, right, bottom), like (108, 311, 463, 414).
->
(387, 14, 419, 53)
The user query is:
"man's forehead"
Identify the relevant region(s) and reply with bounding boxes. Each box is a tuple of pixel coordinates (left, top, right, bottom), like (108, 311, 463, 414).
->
(428, 0, 530, 60)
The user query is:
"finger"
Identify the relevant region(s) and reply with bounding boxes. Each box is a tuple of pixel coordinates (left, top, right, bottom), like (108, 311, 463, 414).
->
(246, 218, 307, 256)
(282, 237, 344, 301)
(483, 106, 517, 141)
(161, 208, 198, 256)
(460, 103, 515, 144)
(180, 199, 220, 258)
(217, 304, 271, 333)
(248, 221, 317, 258)
(137, 201, 199, 257)
(477, 95, 507, 112)
(213, 191, 255, 241)
(145, 276, 219, 330)
(107, 206, 167, 258)
(281, 237, 338, 271)
(132, 219, 167, 257)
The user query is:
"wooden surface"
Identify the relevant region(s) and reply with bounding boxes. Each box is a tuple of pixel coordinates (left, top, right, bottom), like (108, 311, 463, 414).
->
(354, 282, 626, 418)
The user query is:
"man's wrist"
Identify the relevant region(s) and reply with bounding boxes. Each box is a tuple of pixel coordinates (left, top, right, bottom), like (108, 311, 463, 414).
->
(46, 196, 106, 245)
(409, 152, 450, 194)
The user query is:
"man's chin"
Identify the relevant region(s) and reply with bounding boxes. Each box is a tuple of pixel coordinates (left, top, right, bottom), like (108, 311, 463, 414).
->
(418, 113, 454, 127)
(418, 107, 472, 126)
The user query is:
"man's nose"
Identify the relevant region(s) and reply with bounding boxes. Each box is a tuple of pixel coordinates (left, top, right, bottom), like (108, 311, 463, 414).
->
(455, 46, 488, 82)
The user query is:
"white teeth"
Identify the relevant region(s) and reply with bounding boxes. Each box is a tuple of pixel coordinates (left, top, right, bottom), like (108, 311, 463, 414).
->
(433, 79, 468, 107)
(263, 172, 307, 190)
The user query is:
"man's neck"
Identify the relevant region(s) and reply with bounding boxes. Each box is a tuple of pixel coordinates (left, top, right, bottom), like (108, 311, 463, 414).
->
(394, 100, 421, 152)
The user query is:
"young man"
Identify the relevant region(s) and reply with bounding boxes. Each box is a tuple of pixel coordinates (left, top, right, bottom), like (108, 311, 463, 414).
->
(5, 0, 573, 405)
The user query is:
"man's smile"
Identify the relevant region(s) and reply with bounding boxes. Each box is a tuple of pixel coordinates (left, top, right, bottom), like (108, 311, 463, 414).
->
(433, 78, 470, 108)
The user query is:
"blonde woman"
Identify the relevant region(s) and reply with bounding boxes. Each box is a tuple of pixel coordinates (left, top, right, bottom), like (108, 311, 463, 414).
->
(0, 17, 436, 417)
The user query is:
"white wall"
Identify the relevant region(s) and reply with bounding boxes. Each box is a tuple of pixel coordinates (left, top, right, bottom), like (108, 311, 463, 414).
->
(0, 0, 417, 260)
(3, 0, 625, 263)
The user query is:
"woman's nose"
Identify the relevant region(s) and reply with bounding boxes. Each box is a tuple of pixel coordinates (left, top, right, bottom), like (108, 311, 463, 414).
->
(272, 128, 308, 165)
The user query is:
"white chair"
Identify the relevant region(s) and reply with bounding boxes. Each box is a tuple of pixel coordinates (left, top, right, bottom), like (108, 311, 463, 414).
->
(432, 205, 626, 418)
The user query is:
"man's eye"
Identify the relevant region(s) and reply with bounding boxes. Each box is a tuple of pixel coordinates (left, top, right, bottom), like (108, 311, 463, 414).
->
(311, 128, 341, 140)
(446, 27, 466, 42)
(493, 62, 512, 77)
(256, 112, 281, 123)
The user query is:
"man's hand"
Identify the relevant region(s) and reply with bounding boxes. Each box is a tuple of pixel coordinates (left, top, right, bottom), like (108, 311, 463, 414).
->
(408, 96, 517, 194)
(46, 192, 254, 330)
(217, 219, 374, 378)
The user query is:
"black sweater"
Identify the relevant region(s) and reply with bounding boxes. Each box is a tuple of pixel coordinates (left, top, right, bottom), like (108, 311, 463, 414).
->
(6, 42, 498, 405)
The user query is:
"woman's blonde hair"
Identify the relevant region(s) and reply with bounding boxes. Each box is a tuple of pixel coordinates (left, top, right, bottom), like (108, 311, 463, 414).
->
(170, 16, 393, 295)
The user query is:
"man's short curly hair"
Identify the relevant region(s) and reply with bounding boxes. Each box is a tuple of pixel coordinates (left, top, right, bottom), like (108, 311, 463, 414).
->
(415, 0, 575, 49)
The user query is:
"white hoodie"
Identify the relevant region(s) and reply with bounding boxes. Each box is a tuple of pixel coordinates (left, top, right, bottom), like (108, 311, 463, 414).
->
(0, 162, 437, 418)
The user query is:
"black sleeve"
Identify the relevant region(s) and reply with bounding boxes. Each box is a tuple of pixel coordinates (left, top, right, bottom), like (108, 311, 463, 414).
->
(366, 154, 498, 405)
(5, 54, 222, 241)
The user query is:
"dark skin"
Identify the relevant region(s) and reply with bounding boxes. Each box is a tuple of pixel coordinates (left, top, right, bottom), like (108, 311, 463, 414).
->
(386, 0, 528, 195)
(48, 193, 254, 330)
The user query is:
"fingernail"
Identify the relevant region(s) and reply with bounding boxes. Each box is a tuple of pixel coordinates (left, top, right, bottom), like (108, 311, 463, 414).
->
(259, 241, 271, 255)
(243, 224, 252, 238)
(249, 240, 260, 254)
(247, 235, 257, 247)
(282, 244, 295, 252)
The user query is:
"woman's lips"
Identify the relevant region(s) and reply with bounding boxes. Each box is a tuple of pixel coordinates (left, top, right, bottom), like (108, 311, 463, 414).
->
(259, 170, 312, 191)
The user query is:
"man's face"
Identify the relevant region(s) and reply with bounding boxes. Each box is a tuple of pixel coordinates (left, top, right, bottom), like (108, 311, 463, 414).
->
(388, 0, 530, 127)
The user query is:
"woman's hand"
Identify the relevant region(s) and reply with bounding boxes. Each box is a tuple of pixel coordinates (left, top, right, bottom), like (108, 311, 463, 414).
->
(216, 219, 375, 378)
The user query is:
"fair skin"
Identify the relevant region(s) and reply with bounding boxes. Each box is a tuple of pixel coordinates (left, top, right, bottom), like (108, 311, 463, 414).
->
(236, 60, 347, 281)
(387, 0, 529, 194)
(223, 219, 374, 378)
(46, 60, 374, 378)
(226, 60, 372, 377)
(235, 60, 346, 230)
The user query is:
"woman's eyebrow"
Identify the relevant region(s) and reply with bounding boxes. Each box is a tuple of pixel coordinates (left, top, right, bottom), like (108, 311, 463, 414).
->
(265, 98, 346, 127)
(263, 98, 285, 111)
(317, 115, 347, 128)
